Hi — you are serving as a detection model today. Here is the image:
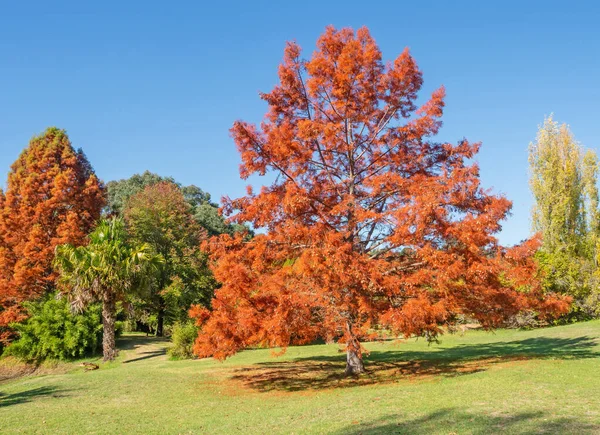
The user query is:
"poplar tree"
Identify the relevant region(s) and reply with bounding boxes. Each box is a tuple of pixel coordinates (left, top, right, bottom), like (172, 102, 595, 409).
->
(529, 117, 600, 313)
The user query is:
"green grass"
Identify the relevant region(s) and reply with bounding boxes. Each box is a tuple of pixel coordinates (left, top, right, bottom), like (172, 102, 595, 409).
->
(2, 322, 600, 434)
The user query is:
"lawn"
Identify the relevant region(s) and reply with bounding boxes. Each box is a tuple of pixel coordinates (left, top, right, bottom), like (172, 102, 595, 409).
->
(2, 321, 600, 434)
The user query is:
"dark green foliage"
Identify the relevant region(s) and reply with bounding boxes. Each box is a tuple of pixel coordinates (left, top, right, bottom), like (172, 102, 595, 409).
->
(105, 171, 248, 236)
(168, 320, 198, 360)
(5, 295, 103, 361)
(124, 183, 217, 335)
(105, 173, 252, 335)
(105, 171, 169, 216)
(180, 184, 214, 209)
(193, 202, 249, 237)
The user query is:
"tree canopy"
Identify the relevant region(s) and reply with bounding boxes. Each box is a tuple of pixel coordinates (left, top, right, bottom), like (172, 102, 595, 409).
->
(106, 170, 245, 236)
(190, 26, 568, 374)
(0, 127, 105, 344)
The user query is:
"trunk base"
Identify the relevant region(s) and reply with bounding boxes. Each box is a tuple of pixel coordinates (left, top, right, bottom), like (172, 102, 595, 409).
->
(102, 348, 119, 362)
(345, 349, 365, 376)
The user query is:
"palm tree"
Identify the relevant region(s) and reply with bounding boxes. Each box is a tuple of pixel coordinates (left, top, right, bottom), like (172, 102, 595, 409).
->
(54, 218, 161, 361)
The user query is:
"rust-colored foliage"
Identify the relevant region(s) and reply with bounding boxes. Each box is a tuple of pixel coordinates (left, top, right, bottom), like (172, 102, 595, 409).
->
(0, 127, 105, 343)
(191, 27, 569, 372)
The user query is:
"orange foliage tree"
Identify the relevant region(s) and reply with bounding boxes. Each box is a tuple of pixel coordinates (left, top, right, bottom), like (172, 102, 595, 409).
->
(191, 27, 569, 374)
(0, 127, 105, 343)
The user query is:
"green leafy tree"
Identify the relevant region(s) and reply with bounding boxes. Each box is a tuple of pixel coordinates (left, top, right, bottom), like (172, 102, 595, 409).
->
(529, 116, 600, 315)
(180, 184, 247, 236)
(105, 171, 168, 216)
(106, 171, 245, 236)
(54, 218, 160, 360)
(124, 182, 216, 336)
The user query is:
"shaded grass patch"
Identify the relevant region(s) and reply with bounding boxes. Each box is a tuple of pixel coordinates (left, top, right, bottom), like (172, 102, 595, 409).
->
(230, 335, 600, 392)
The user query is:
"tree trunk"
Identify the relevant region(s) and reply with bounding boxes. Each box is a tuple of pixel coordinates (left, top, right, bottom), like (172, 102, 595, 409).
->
(156, 306, 165, 337)
(345, 321, 365, 375)
(102, 293, 118, 361)
(345, 348, 365, 375)
(155, 278, 166, 337)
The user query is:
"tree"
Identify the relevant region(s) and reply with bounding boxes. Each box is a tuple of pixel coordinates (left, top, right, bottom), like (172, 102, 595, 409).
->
(124, 182, 216, 336)
(582, 150, 600, 263)
(106, 171, 244, 236)
(106, 171, 173, 216)
(0, 127, 105, 344)
(54, 218, 160, 360)
(529, 117, 586, 255)
(529, 117, 600, 314)
(190, 26, 568, 375)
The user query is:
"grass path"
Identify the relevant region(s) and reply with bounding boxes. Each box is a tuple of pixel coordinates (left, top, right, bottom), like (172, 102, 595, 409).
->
(2, 322, 600, 434)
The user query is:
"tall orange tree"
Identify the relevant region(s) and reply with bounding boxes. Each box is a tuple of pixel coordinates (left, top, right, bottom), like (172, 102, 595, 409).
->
(191, 27, 568, 374)
(0, 127, 105, 343)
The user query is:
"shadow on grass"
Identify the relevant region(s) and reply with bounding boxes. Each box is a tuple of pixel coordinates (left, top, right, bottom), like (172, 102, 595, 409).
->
(123, 349, 167, 364)
(0, 386, 69, 408)
(336, 408, 599, 434)
(116, 335, 166, 351)
(232, 336, 599, 392)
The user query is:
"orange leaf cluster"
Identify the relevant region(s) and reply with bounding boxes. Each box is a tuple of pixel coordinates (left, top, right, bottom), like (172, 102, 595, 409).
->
(0, 127, 105, 342)
(188, 26, 569, 360)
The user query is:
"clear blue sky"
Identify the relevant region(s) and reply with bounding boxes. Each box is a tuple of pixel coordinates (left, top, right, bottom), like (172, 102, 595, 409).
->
(1, 1, 599, 245)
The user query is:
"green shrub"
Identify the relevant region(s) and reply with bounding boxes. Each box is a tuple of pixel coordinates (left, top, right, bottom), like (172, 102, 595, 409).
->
(168, 320, 198, 360)
(5, 295, 103, 362)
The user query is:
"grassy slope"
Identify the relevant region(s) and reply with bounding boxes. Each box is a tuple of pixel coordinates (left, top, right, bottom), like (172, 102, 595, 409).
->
(1, 321, 600, 434)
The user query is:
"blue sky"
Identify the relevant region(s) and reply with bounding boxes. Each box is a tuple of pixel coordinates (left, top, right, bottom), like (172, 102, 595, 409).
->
(1, 1, 599, 245)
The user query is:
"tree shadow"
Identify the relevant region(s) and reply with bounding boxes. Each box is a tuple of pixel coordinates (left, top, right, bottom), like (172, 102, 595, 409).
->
(231, 336, 599, 392)
(116, 334, 169, 351)
(0, 386, 69, 408)
(123, 349, 167, 364)
(336, 408, 599, 434)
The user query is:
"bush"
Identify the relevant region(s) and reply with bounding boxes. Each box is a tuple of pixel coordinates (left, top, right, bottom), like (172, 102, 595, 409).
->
(168, 320, 198, 360)
(506, 311, 541, 329)
(5, 295, 103, 362)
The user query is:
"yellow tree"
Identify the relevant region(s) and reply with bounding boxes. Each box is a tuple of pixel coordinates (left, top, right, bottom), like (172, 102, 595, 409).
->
(529, 116, 600, 312)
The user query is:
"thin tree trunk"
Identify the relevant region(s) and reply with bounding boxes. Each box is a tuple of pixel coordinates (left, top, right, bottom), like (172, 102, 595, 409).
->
(155, 291, 166, 337)
(156, 305, 165, 337)
(102, 293, 118, 361)
(155, 275, 166, 337)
